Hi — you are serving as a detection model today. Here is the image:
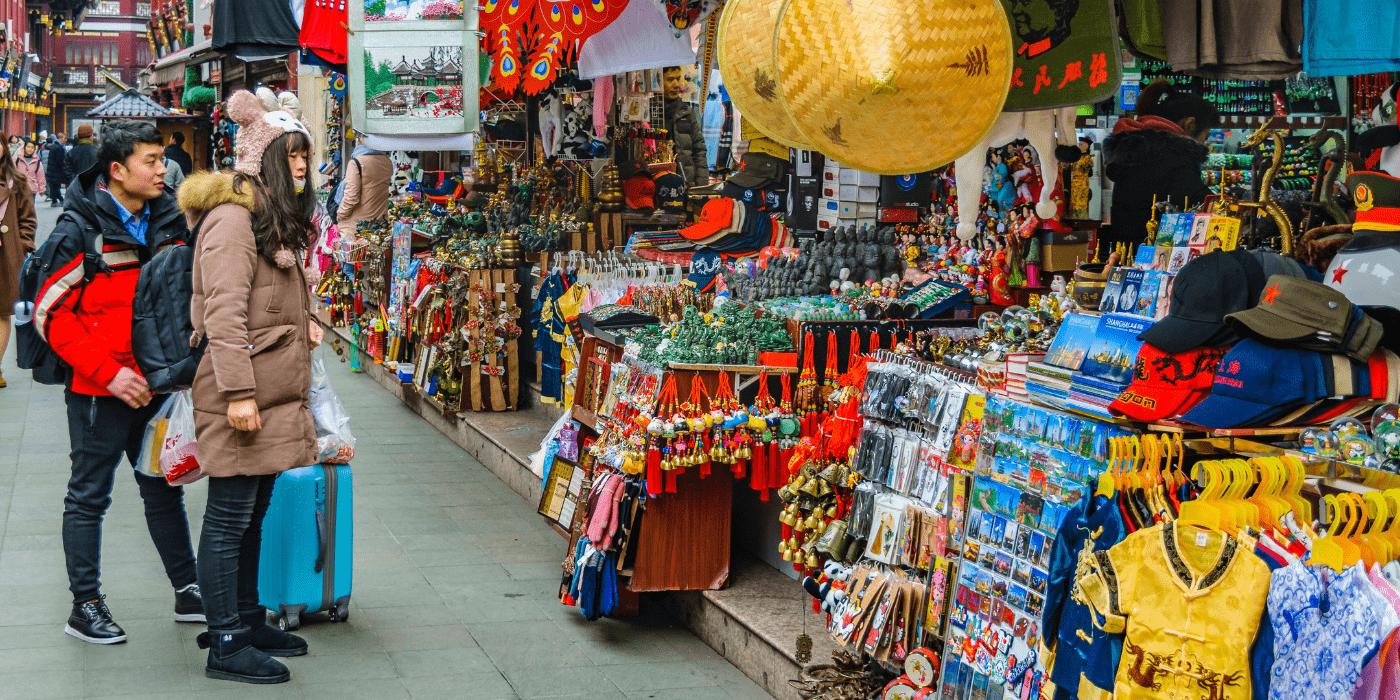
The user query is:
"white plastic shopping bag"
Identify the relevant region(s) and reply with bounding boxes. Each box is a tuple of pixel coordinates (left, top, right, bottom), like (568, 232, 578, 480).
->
(310, 353, 355, 464)
(160, 390, 204, 485)
(134, 394, 175, 477)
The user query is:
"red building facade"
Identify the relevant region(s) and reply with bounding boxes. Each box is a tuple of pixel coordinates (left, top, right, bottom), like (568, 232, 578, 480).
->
(45, 0, 150, 135)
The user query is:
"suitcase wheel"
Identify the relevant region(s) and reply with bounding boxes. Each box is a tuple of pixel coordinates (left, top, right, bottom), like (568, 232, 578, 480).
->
(277, 611, 301, 631)
(334, 601, 350, 623)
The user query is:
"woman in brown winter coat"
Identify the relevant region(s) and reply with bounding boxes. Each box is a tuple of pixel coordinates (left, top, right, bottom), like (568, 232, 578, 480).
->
(0, 137, 39, 388)
(181, 89, 324, 685)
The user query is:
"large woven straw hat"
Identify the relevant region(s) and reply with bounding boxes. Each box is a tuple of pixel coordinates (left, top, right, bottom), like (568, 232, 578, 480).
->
(772, 0, 1013, 174)
(717, 0, 814, 149)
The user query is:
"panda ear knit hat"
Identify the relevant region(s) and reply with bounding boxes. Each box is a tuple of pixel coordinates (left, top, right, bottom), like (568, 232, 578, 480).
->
(226, 89, 312, 177)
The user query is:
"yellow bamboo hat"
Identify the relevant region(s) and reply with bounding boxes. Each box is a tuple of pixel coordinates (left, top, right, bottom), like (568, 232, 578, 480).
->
(772, 0, 1013, 174)
(716, 0, 814, 150)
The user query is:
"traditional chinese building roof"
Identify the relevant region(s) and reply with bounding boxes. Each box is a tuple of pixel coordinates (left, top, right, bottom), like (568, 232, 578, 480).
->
(86, 88, 184, 118)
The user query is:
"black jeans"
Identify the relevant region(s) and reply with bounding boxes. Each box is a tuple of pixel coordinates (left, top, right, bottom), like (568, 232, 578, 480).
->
(46, 181, 61, 204)
(197, 474, 276, 631)
(63, 391, 198, 603)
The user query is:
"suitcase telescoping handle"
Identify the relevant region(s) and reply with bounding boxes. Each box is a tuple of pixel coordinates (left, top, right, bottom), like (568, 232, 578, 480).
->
(314, 506, 327, 574)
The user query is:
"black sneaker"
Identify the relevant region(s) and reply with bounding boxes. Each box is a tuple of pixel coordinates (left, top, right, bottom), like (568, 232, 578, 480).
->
(64, 596, 127, 645)
(174, 583, 205, 623)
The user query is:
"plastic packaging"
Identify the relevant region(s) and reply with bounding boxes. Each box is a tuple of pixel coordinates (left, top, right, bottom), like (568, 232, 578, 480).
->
(135, 394, 175, 477)
(310, 354, 356, 464)
(160, 390, 203, 485)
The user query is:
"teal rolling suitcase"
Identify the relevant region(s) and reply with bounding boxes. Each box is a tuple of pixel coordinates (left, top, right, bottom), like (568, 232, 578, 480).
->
(258, 464, 353, 630)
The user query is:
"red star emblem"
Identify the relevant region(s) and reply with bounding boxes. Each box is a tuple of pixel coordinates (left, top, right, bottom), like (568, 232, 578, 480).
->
(1263, 283, 1281, 305)
(1333, 266, 1350, 283)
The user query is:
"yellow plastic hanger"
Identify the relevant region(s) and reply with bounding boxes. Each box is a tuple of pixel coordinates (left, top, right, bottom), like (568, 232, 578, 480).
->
(1096, 436, 1119, 498)
(1312, 495, 1353, 572)
(1363, 491, 1393, 563)
(1279, 456, 1313, 527)
(1342, 493, 1377, 568)
(1179, 460, 1228, 532)
(1246, 458, 1281, 529)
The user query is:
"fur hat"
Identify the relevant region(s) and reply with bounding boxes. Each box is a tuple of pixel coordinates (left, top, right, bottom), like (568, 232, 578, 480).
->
(226, 89, 312, 177)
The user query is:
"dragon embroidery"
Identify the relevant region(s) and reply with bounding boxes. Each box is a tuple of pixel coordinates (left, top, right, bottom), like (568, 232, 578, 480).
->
(1125, 643, 1167, 690)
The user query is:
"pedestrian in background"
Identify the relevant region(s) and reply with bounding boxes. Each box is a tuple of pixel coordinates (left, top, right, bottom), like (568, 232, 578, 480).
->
(68, 124, 99, 177)
(44, 134, 69, 207)
(0, 134, 38, 388)
(15, 139, 45, 202)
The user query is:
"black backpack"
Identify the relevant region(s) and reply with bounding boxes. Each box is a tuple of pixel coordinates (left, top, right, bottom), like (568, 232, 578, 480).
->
(131, 213, 209, 394)
(15, 211, 106, 385)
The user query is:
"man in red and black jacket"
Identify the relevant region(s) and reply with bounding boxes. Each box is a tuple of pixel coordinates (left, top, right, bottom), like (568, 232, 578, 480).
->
(33, 120, 203, 645)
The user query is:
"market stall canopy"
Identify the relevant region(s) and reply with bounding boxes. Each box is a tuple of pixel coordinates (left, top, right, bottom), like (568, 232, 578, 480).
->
(213, 0, 302, 59)
(87, 88, 193, 119)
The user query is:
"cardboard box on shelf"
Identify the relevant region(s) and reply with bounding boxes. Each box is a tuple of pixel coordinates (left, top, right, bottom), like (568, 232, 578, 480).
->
(1041, 242, 1091, 272)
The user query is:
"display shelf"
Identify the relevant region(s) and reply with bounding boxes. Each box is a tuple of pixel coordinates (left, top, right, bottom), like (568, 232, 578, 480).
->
(1184, 435, 1400, 486)
(666, 363, 801, 374)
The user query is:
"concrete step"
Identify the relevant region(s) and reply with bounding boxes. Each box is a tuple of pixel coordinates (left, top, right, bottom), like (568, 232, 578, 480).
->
(321, 322, 836, 700)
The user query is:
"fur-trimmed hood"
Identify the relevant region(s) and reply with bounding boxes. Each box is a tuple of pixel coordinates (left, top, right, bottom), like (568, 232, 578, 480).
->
(178, 170, 255, 223)
(1102, 128, 1209, 182)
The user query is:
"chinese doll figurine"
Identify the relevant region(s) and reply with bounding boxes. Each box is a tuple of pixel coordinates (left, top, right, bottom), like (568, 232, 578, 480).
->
(987, 149, 1017, 210)
(1068, 135, 1095, 220)
(1017, 205, 1042, 240)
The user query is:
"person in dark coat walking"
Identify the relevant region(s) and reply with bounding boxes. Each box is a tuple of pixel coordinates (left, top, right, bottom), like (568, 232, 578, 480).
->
(164, 132, 193, 176)
(1100, 79, 1218, 250)
(67, 124, 99, 178)
(44, 134, 70, 207)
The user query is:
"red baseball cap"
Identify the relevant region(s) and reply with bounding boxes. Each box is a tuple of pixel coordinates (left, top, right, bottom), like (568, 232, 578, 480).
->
(1109, 344, 1229, 421)
(623, 175, 655, 211)
(681, 198, 735, 241)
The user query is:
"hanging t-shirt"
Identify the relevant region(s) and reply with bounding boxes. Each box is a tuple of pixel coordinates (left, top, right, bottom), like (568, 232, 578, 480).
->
(1158, 0, 1304, 79)
(213, 0, 302, 58)
(1301, 0, 1400, 76)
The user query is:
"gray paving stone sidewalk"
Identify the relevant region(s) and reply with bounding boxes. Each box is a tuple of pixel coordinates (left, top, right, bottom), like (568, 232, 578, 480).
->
(0, 207, 772, 700)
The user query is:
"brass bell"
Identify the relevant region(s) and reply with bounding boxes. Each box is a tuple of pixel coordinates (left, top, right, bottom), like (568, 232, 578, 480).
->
(779, 506, 795, 526)
(816, 480, 833, 497)
(780, 546, 793, 562)
(815, 519, 828, 534)
(794, 518, 807, 533)
(777, 539, 789, 555)
(804, 514, 820, 531)
(811, 506, 826, 520)
(800, 478, 823, 497)
(804, 551, 821, 569)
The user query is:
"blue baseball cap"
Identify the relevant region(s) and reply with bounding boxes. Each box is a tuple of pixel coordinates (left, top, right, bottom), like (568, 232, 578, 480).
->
(1179, 340, 1314, 429)
(687, 249, 723, 293)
